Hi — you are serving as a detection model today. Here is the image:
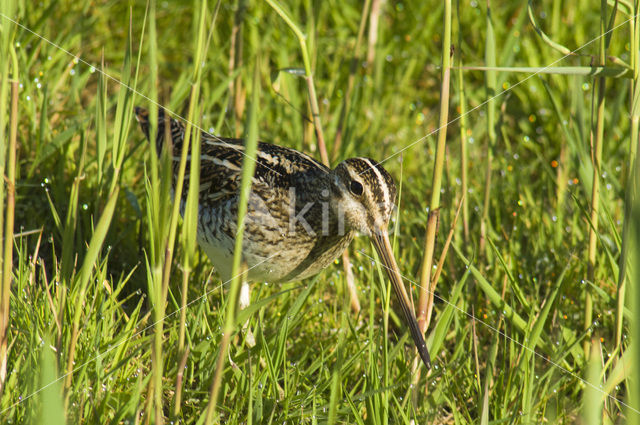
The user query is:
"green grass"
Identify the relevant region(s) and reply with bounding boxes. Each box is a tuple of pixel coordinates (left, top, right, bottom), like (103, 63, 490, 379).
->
(1, 0, 639, 423)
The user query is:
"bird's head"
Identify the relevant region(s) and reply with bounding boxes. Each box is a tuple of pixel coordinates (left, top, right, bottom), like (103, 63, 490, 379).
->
(330, 157, 431, 369)
(329, 157, 397, 236)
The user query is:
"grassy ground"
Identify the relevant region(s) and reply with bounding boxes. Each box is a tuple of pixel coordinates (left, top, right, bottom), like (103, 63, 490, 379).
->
(0, 0, 639, 423)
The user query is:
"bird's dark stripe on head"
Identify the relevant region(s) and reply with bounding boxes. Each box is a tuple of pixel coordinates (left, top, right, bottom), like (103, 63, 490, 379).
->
(344, 157, 396, 210)
(375, 162, 396, 198)
(360, 158, 390, 208)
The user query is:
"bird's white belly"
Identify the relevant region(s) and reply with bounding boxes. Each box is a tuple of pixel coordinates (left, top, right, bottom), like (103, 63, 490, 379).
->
(197, 235, 236, 283)
(194, 195, 298, 282)
(195, 197, 353, 284)
(197, 233, 305, 283)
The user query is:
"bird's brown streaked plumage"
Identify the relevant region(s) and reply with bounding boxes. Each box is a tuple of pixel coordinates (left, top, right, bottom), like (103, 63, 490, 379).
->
(134, 106, 431, 369)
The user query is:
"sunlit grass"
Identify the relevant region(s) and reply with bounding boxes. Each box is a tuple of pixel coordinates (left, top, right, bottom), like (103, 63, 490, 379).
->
(0, 0, 638, 423)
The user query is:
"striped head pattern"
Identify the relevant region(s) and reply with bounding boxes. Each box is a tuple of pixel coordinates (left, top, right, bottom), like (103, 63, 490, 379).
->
(330, 158, 397, 236)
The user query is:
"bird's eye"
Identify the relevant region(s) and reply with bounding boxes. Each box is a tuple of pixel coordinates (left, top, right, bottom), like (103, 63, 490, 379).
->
(349, 180, 364, 196)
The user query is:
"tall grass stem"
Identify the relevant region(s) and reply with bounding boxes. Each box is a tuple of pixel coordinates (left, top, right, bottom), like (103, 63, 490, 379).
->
(205, 62, 260, 425)
(417, 0, 451, 336)
(0, 56, 18, 395)
(585, 0, 608, 360)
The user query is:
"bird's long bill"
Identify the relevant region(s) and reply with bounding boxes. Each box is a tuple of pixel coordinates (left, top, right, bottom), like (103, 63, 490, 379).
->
(372, 231, 431, 369)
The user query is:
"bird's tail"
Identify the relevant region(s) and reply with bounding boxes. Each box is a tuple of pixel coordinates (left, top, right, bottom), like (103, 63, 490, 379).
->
(134, 106, 185, 155)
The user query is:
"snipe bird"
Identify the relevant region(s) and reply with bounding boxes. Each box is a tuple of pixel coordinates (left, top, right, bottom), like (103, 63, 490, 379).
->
(135, 107, 431, 369)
